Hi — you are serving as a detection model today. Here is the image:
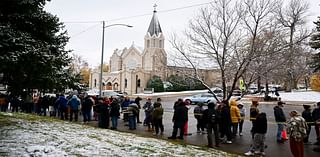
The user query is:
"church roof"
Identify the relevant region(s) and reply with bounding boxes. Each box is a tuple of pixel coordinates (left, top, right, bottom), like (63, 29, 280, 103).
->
(147, 9, 162, 36)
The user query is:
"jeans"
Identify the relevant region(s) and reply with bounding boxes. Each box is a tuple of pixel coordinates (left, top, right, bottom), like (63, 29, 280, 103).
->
(82, 110, 91, 122)
(251, 133, 266, 152)
(277, 124, 285, 140)
(153, 118, 164, 134)
(231, 123, 238, 136)
(129, 115, 136, 129)
(111, 116, 118, 129)
(69, 109, 79, 121)
(238, 119, 244, 133)
(207, 123, 219, 146)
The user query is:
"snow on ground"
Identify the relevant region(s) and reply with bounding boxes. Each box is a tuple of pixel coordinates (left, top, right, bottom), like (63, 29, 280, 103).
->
(278, 91, 320, 102)
(0, 113, 239, 157)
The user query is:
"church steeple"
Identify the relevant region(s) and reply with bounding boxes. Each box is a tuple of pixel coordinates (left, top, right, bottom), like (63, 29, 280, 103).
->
(147, 4, 162, 36)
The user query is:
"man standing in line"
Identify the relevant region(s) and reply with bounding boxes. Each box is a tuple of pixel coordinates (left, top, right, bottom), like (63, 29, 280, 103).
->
(312, 102, 320, 145)
(274, 101, 287, 143)
(168, 99, 188, 140)
(203, 102, 220, 148)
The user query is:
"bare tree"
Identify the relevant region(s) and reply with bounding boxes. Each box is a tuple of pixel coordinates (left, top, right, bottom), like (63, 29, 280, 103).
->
(170, 0, 249, 100)
(275, 0, 310, 91)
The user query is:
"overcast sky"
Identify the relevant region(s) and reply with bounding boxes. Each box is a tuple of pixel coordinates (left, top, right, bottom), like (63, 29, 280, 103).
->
(44, 0, 320, 68)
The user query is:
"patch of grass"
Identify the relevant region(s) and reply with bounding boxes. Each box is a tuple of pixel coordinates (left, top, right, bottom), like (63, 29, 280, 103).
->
(87, 134, 102, 141)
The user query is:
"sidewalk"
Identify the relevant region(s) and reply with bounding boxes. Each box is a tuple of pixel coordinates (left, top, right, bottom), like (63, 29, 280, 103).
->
(86, 110, 319, 157)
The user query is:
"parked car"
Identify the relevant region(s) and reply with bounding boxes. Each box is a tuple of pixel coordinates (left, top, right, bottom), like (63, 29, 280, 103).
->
(248, 87, 258, 94)
(101, 90, 123, 99)
(183, 93, 222, 105)
(208, 87, 223, 97)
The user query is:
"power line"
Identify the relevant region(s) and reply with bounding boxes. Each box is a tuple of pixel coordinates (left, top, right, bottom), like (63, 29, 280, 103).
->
(69, 23, 101, 38)
(61, 1, 213, 23)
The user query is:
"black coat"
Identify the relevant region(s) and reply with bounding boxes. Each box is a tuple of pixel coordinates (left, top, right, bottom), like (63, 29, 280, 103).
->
(302, 109, 313, 123)
(82, 98, 93, 111)
(312, 108, 320, 121)
(252, 114, 267, 134)
(172, 105, 188, 123)
(220, 105, 231, 125)
(274, 106, 286, 122)
(110, 101, 120, 117)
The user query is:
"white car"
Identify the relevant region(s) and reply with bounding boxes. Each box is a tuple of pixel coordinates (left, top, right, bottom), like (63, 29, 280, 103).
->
(183, 93, 222, 105)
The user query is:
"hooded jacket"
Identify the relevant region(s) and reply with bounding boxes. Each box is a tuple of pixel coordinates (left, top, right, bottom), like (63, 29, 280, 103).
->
(230, 100, 241, 123)
(67, 95, 80, 110)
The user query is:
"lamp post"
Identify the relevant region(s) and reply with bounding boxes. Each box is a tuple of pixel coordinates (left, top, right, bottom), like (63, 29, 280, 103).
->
(99, 21, 132, 97)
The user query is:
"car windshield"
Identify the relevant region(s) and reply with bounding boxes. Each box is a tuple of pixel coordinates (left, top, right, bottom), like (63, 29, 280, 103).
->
(201, 93, 213, 97)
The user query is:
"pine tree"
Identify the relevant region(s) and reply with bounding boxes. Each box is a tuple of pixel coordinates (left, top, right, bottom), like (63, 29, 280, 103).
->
(0, 0, 72, 94)
(310, 17, 320, 72)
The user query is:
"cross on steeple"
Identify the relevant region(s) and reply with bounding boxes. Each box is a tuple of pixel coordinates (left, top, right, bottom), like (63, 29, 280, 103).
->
(153, 4, 157, 12)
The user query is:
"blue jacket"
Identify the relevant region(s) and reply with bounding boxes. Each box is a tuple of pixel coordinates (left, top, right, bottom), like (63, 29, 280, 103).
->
(68, 95, 80, 110)
(56, 96, 68, 109)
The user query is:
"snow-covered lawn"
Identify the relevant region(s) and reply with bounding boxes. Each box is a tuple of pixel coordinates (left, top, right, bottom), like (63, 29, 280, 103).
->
(0, 112, 240, 157)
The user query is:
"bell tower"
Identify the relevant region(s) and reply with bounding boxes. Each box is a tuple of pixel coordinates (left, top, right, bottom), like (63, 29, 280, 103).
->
(143, 4, 167, 79)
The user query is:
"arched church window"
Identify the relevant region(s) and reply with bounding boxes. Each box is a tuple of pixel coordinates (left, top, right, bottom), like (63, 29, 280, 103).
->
(94, 79, 97, 87)
(147, 40, 150, 48)
(159, 40, 162, 48)
(152, 39, 155, 47)
(125, 79, 128, 88)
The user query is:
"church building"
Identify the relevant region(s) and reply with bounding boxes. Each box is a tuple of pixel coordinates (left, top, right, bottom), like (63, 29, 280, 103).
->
(89, 7, 221, 95)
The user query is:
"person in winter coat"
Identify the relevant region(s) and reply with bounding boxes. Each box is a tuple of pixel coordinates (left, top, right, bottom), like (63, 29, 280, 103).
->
(96, 98, 110, 129)
(121, 97, 130, 122)
(237, 103, 246, 136)
(302, 105, 313, 144)
(152, 98, 164, 135)
(56, 95, 68, 120)
(219, 100, 232, 144)
(67, 95, 81, 121)
(230, 100, 241, 137)
(10, 95, 20, 112)
(110, 99, 120, 130)
(287, 110, 308, 157)
(82, 96, 94, 123)
(143, 98, 154, 131)
(312, 102, 320, 145)
(194, 103, 205, 133)
(168, 99, 188, 140)
(127, 101, 139, 130)
(274, 101, 287, 143)
(203, 102, 220, 148)
(250, 100, 259, 138)
(134, 97, 142, 123)
(245, 112, 268, 156)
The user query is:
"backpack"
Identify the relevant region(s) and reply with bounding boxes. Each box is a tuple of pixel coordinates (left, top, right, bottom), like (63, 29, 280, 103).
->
(194, 106, 203, 119)
(210, 109, 220, 123)
(287, 116, 307, 141)
(250, 107, 258, 121)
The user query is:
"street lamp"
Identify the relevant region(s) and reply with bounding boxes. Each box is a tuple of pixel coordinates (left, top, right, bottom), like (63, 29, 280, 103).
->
(99, 21, 133, 97)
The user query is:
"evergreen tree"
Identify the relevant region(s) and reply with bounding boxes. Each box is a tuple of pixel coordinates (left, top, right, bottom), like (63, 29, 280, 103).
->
(310, 16, 320, 72)
(147, 75, 164, 92)
(0, 0, 72, 94)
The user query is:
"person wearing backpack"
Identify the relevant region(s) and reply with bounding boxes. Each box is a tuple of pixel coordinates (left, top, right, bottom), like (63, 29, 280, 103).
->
(194, 103, 205, 134)
(287, 110, 308, 157)
(203, 102, 220, 148)
(250, 100, 259, 139)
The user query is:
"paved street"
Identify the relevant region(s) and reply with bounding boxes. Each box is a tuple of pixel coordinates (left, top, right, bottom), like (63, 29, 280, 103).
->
(105, 94, 319, 157)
